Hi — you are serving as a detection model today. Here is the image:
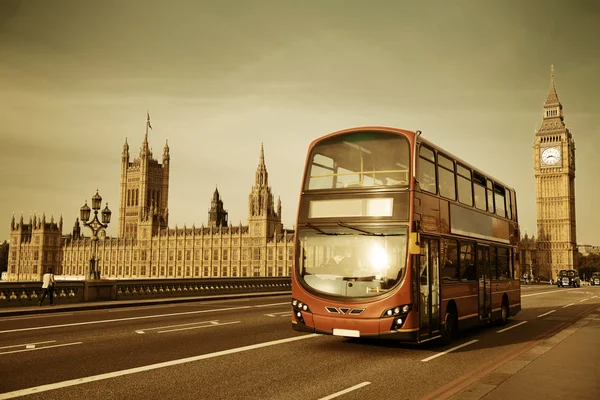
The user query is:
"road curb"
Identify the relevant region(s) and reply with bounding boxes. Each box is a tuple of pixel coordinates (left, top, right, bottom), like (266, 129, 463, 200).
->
(0, 291, 291, 317)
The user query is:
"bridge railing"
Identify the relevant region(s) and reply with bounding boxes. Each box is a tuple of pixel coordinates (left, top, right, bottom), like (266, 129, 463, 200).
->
(0, 277, 291, 308)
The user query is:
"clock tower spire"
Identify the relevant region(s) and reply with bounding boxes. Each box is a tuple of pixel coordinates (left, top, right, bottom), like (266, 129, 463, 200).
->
(533, 65, 577, 282)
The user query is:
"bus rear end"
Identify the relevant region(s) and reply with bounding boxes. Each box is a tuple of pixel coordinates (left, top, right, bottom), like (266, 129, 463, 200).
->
(291, 128, 422, 342)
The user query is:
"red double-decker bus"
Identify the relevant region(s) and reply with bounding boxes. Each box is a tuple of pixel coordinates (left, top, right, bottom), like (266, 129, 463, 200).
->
(291, 127, 521, 344)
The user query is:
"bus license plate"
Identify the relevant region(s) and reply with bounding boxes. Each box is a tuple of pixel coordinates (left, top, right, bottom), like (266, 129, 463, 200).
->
(333, 329, 360, 338)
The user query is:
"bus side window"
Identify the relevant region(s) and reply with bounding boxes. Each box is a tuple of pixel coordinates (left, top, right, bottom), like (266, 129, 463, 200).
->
(437, 153, 456, 200)
(459, 242, 477, 282)
(489, 246, 497, 279)
(486, 179, 495, 214)
(418, 145, 437, 194)
(497, 247, 509, 280)
(441, 239, 459, 282)
(457, 164, 473, 207)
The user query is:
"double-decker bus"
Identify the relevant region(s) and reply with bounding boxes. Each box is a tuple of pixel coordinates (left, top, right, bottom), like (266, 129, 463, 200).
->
(291, 127, 521, 344)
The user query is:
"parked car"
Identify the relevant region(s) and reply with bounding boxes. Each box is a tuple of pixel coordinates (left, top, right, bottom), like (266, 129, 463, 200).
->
(590, 272, 600, 286)
(557, 269, 580, 288)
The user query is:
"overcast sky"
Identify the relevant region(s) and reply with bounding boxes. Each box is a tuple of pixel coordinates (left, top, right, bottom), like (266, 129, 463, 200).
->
(0, 0, 599, 244)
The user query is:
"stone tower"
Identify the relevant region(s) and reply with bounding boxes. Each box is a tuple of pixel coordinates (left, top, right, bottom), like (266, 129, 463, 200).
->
(247, 143, 283, 238)
(208, 187, 228, 228)
(118, 112, 170, 238)
(534, 66, 577, 282)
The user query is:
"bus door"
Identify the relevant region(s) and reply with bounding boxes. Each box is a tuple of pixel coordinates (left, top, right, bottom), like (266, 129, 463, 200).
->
(477, 246, 492, 321)
(419, 237, 440, 338)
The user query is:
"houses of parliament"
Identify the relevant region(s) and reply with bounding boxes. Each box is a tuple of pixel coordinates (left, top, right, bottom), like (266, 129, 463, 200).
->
(6, 122, 294, 281)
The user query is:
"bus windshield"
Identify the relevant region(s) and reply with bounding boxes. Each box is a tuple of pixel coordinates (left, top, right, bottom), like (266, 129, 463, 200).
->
(297, 225, 408, 298)
(305, 131, 410, 190)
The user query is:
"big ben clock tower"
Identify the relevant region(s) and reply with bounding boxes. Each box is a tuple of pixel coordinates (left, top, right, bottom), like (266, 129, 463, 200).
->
(534, 65, 577, 282)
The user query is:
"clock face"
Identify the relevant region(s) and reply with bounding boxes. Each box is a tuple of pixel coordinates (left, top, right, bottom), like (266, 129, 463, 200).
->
(541, 147, 561, 166)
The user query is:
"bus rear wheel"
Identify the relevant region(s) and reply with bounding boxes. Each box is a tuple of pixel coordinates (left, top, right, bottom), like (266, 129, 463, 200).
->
(441, 309, 457, 344)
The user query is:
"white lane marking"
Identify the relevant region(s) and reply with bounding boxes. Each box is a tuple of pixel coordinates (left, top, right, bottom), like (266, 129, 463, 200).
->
(158, 321, 240, 333)
(537, 310, 556, 318)
(580, 298, 589, 302)
(135, 320, 222, 334)
(25, 344, 35, 349)
(265, 311, 291, 317)
(522, 288, 580, 297)
(497, 321, 527, 333)
(0, 302, 289, 334)
(253, 302, 289, 307)
(563, 303, 575, 308)
(318, 382, 372, 400)
(0, 342, 82, 356)
(0, 306, 253, 334)
(0, 334, 319, 399)
(0, 313, 74, 322)
(421, 340, 479, 362)
(0, 341, 56, 350)
(592, 296, 598, 299)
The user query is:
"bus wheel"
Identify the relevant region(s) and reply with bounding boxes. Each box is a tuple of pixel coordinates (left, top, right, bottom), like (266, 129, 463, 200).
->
(441, 309, 457, 344)
(498, 298, 509, 326)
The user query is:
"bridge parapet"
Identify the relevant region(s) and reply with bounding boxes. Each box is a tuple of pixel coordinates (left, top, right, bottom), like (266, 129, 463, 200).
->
(0, 277, 291, 308)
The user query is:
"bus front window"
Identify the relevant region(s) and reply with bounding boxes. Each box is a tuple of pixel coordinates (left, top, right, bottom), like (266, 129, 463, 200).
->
(305, 131, 410, 190)
(297, 226, 408, 298)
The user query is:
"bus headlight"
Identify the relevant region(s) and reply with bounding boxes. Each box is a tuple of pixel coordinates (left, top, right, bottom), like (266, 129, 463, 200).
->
(381, 304, 412, 330)
(291, 298, 311, 325)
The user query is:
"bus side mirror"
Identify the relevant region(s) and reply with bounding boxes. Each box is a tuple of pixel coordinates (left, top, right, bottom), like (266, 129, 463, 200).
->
(409, 232, 421, 254)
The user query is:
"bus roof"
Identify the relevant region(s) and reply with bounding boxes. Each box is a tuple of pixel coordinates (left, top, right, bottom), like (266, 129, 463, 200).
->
(308, 126, 516, 193)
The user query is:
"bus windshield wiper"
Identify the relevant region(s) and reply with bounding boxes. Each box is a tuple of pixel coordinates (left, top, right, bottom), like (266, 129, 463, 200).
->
(337, 222, 404, 236)
(304, 223, 342, 236)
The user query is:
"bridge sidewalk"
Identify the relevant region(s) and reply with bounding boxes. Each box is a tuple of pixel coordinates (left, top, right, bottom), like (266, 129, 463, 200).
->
(451, 309, 600, 400)
(0, 291, 291, 317)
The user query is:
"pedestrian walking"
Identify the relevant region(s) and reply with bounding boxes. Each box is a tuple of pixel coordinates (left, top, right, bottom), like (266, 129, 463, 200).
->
(38, 268, 55, 306)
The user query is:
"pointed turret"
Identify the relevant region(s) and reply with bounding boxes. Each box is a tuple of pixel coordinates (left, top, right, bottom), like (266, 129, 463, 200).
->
(163, 140, 170, 164)
(73, 217, 81, 238)
(208, 186, 228, 228)
(277, 196, 281, 218)
(255, 142, 268, 187)
(122, 137, 130, 160)
(544, 65, 560, 108)
(59, 214, 63, 231)
(11, 214, 15, 230)
(537, 65, 566, 134)
(140, 111, 152, 158)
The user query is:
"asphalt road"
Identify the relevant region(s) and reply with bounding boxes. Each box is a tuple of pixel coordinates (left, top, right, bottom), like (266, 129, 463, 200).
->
(0, 285, 598, 400)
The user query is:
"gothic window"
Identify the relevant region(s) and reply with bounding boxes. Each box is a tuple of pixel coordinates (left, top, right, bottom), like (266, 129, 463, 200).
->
(169, 251, 174, 261)
(278, 267, 284, 276)
(278, 248, 283, 261)
(213, 266, 218, 276)
(268, 248, 274, 261)
(213, 249, 219, 260)
(242, 267, 248, 277)
(222, 249, 228, 261)
(125, 266, 130, 275)
(232, 267, 238, 277)
(253, 248, 261, 261)
(288, 248, 293, 261)
(233, 249, 239, 261)
(136, 189, 139, 206)
(177, 250, 182, 261)
(222, 267, 228, 277)
(160, 266, 165, 276)
(242, 249, 248, 261)
(186, 250, 191, 261)
(203, 251, 209, 261)
(194, 266, 200, 276)
(203, 266, 209, 277)
(253, 266, 261, 277)
(177, 267, 182, 276)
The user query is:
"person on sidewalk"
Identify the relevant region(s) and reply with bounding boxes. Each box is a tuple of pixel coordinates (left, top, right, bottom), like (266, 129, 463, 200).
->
(38, 268, 55, 306)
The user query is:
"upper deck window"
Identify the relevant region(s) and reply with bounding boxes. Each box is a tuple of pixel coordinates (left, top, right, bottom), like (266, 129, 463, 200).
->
(305, 131, 410, 190)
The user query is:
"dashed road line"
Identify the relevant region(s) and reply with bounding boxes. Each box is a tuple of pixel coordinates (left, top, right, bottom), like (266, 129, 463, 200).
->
(0, 341, 56, 351)
(421, 340, 479, 362)
(497, 321, 527, 333)
(0, 342, 82, 356)
(537, 310, 556, 318)
(580, 298, 589, 302)
(318, 382, 371, 400)
(563, 303, 575, 308)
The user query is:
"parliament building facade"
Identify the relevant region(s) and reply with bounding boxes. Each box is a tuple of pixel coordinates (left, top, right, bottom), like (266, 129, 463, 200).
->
(7, 130, 294, 282)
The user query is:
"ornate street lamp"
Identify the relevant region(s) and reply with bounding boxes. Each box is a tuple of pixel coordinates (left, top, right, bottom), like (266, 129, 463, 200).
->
(80, 190, 111, 279)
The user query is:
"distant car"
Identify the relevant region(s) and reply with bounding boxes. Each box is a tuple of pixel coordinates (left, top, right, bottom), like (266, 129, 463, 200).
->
(557, 269, 580, 288)
(590, 272, 600, 286)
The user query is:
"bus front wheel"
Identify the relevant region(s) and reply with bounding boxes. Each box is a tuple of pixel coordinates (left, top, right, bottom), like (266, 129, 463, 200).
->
(498, 298, 509, 326)
(441, 309, 458, 344)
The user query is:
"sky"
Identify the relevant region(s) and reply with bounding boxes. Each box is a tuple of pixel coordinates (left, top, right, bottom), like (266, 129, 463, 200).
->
(0, 0, 599, 244)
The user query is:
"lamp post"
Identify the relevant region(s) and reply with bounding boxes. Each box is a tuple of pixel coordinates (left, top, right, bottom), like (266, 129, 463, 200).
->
(80, 190, 111, 280)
